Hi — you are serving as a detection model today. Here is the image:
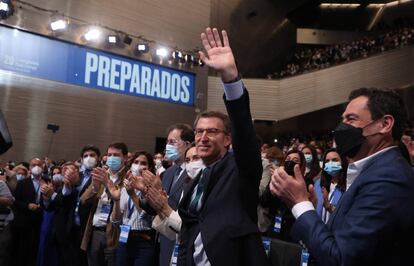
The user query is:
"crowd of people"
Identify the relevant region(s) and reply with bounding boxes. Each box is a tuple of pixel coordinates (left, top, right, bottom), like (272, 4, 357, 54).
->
(0, 27, 414, 266)
(269, 26, 414, 79)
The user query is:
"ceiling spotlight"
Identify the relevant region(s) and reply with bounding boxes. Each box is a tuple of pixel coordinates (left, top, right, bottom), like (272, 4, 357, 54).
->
(172, 51, 183, 60)
(0, 2, 9, 11)
(84, 28, 101, 41)
(156, 47, 168, 57)
(184, 54, 195, 63)
(123, 35, 132, 45)
(107, 35, 118, 44)
(50, 19, 68, 31)
(0, 0, 14, 19)
(136, 43, 149, 53)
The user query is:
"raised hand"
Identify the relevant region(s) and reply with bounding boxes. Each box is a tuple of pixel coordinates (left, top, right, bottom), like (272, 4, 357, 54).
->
(123, 173, 135, 195)
(142, 170, 162, 190)
(270, 164, 309, 208)
(199, 27, 238, 83)
(91, 167, 108, 189)
(40, 182, 55, 200)
(62, 165, 80, 187)
(145, 186, 172, 218)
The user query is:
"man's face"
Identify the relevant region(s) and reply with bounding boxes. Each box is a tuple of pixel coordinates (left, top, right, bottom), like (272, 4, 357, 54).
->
(342, 96, 373, 129)
(167, 129, 187, 160)
(82, 150, 98, 160)
(30, 158, 43, 170)
(195, 117, 231, 164)
(154, 153, 163, 161)
(107, 147, 125, 162)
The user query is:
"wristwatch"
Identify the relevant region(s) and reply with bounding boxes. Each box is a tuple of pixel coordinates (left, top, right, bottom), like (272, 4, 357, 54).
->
(328, 204, 336, 213)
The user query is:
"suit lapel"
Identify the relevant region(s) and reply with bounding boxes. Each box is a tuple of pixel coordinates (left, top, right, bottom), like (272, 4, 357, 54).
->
(328, 148, 399, 227)
(162, 165, 177, 192)
(169, 169, 187, 196)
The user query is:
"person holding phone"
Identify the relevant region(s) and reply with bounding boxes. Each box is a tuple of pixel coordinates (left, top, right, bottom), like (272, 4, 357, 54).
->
(260, 149, 308, 242)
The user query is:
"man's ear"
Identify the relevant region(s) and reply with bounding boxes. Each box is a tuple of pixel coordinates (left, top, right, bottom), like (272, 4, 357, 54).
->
(379, 115, 394, 135)
(224, 134, 232, 148)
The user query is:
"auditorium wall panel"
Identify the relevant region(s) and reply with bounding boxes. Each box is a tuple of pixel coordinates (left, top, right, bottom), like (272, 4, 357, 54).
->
(0, 68, 208, 162)
(208, 45, 414, 121)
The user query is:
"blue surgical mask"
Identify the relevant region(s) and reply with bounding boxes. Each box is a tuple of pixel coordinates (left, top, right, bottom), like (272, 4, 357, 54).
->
(324, 161, 342, 176)
(304, 154, 313, 164)
(106, 156, 123, 172)
(16, 174, 25, 181)
(165, 144, 180, 161)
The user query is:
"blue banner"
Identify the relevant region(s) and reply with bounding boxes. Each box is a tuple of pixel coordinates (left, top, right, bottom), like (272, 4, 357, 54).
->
(0, 26, 195, 106)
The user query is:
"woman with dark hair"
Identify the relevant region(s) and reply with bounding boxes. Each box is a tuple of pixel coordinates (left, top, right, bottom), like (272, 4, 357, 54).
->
(302, 144, 321, 182)
(259, 149, 309, 242)
(113, 150, 156, 266)
(314, 148, 347, 223)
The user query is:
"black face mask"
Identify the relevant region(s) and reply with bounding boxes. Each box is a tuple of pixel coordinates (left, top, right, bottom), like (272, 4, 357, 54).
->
(333, 123, 365, 158)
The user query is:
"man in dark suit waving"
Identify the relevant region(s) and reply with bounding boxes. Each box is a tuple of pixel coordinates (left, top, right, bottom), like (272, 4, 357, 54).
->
(271, 87, 414, 266)
(177, 28, 269, 266)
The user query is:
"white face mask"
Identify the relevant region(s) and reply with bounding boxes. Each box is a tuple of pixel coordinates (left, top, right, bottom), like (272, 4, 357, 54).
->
(83, 156, 97, 170)
(52, 174, 64, 182)
(31, 166, 43, 176)
(185, 160, 204, 179)
(130, 163, 147, 177)
(154, 159, 162, 169)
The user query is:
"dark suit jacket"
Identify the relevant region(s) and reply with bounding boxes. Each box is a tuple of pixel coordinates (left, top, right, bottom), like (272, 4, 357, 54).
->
(12, 177, 42, 228)
(159, 164, 188, 266)
(45, 171, 93, 245)
(291, 147, 414, 266)
(178, 90, 270, 266)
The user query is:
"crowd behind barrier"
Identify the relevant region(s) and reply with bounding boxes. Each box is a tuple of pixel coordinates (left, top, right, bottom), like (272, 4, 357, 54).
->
(268, 26, 414, 79)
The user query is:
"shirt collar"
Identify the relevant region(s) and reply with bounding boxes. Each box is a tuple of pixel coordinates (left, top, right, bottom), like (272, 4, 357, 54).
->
(346, 146, 397, 190)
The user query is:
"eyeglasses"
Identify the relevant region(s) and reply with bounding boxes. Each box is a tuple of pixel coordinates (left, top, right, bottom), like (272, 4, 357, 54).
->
(166, 139, 183, 145)
(194, 128, 227, 137)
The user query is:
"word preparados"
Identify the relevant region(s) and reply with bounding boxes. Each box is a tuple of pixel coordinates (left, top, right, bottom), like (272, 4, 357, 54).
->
(84, 52, 192, 104)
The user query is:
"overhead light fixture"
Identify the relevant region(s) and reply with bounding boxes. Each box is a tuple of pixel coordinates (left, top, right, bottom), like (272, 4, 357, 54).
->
(0, 2, 8, 11)
(156, 47, 168, 57)
(184, 54, 194, 63)
(320, 3, 361, 8)
(0, 0, 14, 19)
(50, 19, 68, 31)
(172, 51, 183, 60)
(107, 35, 119, 44)
(123, 35, 132, 45)
(136, 43, 149, 53)
(84, 28, 101, 41)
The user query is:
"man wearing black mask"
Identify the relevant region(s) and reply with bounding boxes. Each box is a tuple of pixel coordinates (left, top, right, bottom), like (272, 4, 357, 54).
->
(270, 88, 414, 266)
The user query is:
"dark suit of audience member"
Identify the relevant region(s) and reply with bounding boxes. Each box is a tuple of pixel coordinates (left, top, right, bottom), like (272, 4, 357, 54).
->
(158, 164, 188, 266)
(40, 166, 92, 266)
(11, 177, 43, 266)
